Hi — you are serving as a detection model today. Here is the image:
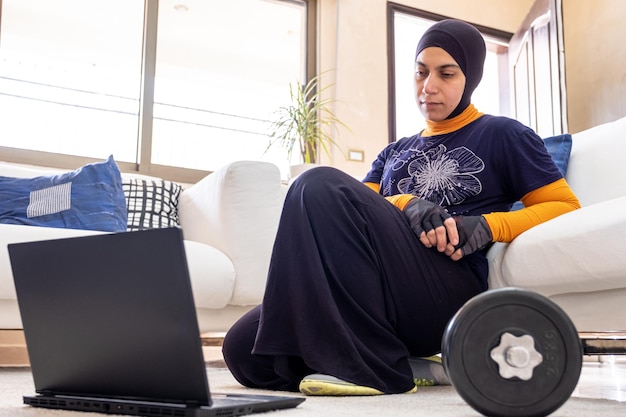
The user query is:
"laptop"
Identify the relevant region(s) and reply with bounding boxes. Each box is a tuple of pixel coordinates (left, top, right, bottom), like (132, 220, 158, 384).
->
(8, 227, 305, 417)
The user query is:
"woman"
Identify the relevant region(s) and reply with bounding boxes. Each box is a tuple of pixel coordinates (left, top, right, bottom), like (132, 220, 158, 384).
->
(222, 19, 580, 396)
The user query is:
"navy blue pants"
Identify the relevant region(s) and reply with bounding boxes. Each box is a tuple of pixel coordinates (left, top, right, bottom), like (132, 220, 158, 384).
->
(222, 167, 487, 393)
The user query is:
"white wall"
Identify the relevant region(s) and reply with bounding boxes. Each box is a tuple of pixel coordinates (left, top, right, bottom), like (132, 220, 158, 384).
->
(562, 0, 626, 133)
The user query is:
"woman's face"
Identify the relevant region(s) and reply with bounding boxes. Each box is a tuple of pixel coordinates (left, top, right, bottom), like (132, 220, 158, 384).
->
(414, 47, 466, 122)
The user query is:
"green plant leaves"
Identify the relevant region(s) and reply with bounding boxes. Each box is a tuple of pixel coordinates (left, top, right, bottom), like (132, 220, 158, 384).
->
(266, 72, 350, 164)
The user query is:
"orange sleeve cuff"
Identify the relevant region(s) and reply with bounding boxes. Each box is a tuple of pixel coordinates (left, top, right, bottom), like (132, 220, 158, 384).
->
(483, 178, 581, 243)
(385, 194, 416, 210)
(363, 182, 380, 193)
(363, 182, 415, 210)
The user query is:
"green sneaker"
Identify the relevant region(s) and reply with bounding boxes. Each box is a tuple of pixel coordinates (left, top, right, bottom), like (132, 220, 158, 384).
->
(409, 355, 451, 386)
(299, 374, 418, 396)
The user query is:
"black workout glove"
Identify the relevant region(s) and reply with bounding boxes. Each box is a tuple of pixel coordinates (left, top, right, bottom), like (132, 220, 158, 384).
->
(452, 215, 493, 257)
(403, 198, 451, 238)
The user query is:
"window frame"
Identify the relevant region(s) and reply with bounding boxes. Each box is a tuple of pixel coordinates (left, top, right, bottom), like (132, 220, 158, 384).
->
(386, 2, 512, 143)
(0, 0, 316, 184)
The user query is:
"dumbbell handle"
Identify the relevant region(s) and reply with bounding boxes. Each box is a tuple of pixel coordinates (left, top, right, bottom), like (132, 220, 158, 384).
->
(580, 332, 626, 356)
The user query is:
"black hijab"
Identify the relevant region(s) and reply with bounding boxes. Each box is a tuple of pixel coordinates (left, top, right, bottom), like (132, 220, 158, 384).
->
(415, 19, 486, 119)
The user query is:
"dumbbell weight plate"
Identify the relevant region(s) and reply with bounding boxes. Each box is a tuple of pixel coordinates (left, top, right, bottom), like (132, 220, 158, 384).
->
(442, 288, 583, 417)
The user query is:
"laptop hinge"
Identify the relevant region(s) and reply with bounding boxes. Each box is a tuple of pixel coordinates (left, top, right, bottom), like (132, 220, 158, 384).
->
(183, 400, 206, 408)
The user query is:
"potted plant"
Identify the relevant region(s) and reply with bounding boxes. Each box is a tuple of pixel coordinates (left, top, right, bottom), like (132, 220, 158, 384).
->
(266, 72, 349, 177)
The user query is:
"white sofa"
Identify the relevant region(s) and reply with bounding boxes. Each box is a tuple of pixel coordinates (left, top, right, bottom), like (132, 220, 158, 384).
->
(2, 116, 625, 341)
(487, 116, 626, 332)
(0, 160, 285, 334)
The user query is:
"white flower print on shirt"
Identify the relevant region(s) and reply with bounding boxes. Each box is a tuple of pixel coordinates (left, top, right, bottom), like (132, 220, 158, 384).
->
(394, 144, 485, 206)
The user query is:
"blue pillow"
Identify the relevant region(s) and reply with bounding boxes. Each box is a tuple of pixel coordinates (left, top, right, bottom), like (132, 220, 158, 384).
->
(510, 134, 573, 211)
(0, 155, 128, 232)
(543, 133, 573, 177)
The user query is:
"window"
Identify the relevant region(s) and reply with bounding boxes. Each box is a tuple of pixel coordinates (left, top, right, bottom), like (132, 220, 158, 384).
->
(388, 5, 511, 141)
(0, 0, 310, 182)
(0, 0, 144, 160)
(151, 0, 307, 178)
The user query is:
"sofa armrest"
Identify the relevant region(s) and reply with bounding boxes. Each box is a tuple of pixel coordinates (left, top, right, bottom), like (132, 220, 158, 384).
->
(498, 195, 626, 296)
(178, 161, 283, 306)
(486, 242, 509, 289)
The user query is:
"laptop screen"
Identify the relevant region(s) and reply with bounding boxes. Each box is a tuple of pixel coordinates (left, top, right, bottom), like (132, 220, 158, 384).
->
(9, 228, 212, 406)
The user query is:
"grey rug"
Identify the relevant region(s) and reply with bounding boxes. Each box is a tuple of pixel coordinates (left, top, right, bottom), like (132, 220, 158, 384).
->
(0, 367, 623, 417)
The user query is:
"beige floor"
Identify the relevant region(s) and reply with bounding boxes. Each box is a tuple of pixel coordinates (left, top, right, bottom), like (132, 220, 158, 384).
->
(5, 332, 626, 404)
(204, 345, 626, 403)
(574, 356, 626, 402)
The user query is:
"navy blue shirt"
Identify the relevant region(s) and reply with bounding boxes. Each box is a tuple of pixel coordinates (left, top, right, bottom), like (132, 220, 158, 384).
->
(363, 115, 562, 216)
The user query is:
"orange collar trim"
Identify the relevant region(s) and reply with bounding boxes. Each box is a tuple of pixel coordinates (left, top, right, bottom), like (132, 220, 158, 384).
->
(421, 105, 484, 137)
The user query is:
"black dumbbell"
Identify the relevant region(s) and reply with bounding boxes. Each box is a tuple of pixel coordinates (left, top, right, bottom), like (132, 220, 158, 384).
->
(441, 287, 583, 417)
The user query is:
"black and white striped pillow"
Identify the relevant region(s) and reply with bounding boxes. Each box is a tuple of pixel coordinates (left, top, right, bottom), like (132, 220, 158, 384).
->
(122, 178, 183, 231)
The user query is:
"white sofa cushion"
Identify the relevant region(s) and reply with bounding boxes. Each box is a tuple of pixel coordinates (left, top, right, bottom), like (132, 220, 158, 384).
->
(179, 161, 283, 306)
(497, 195, 626, 296)
(183, 240, 235, 309)
(0, 224, 236, 311)
(566, 116, 626, 206)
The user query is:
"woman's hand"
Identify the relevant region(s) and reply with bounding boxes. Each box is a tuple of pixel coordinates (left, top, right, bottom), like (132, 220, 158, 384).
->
(403, 198, 459, 252)
(445, 215, 492, 261)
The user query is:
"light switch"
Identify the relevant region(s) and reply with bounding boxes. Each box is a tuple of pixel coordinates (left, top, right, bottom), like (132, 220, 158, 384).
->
(348, 149, 364, 162)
